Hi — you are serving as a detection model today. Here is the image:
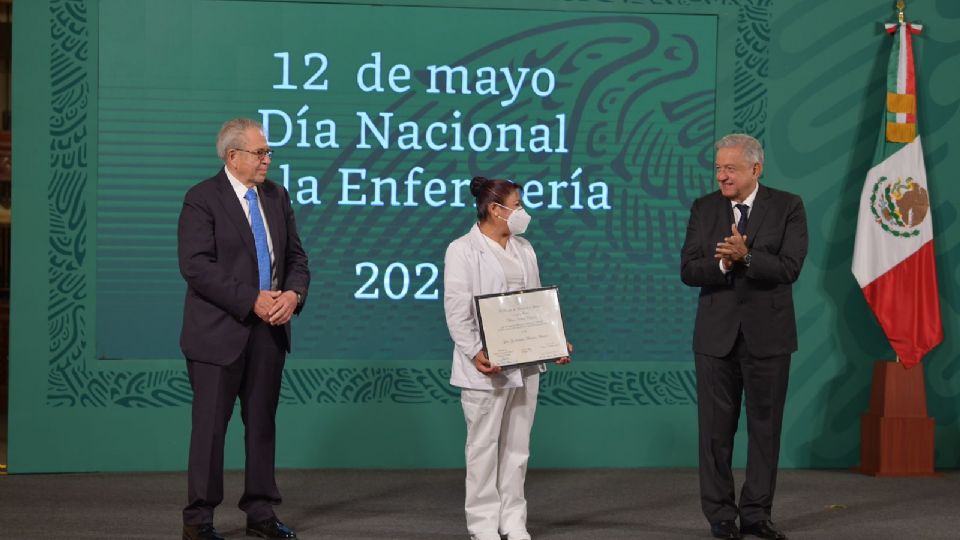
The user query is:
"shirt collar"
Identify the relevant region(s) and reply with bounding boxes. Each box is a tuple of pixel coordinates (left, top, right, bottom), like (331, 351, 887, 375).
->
(730, 182, 760, 210)
(224, 166, 253, 200)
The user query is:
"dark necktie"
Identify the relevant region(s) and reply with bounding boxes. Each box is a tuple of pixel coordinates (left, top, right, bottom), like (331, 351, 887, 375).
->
(735, 203, 750, 235)
(244, 188, 272, 290)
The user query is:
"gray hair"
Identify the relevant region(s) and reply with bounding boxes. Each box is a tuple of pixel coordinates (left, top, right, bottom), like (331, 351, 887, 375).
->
(715, 133, 764, 165)
(216, 118, 263, 161)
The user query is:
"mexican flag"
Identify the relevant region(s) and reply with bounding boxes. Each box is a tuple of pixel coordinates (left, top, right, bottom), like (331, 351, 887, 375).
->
(851, 20, 943, 368)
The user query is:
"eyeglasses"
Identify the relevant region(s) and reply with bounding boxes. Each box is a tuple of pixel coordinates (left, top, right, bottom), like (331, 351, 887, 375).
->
(233, 148, 273, 160)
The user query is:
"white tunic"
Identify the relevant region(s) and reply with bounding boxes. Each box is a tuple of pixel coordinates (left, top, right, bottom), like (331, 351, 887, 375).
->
(443, 224, 544, 390)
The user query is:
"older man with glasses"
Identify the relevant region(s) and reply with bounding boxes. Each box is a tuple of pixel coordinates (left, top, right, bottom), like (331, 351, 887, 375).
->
(680, 134, 807, 540)
(178, 118, 310, 540)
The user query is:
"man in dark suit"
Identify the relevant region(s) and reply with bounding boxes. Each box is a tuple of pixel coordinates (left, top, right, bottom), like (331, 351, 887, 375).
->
(680, 134, 807, 540)
(178, 118, 310, 540)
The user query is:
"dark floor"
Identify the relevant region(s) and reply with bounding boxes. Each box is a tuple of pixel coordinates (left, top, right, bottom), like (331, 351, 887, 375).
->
(0, 381, 6, 473)
(0, 468, 957, 539)
(0, 331, 6, 473)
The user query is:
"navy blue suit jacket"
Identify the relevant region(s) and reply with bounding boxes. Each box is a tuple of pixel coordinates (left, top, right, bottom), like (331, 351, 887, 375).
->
(177, 169, 310, 365)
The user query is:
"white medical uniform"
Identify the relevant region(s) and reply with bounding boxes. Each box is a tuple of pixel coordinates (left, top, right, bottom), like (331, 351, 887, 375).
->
(443, 223, 545, 540)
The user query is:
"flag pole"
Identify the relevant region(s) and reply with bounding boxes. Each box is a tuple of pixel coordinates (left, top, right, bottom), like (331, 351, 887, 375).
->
(854, 0, 939, 475)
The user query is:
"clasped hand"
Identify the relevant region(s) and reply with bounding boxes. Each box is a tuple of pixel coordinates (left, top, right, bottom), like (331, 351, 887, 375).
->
(253, 290, 298, 326)
(715, 223, 748, 270)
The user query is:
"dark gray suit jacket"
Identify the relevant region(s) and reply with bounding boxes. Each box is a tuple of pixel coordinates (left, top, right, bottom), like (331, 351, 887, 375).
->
(680, 184, 808, 358)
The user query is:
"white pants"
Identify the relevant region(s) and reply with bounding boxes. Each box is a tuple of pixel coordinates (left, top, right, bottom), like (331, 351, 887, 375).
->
(460, 373, 539, 540)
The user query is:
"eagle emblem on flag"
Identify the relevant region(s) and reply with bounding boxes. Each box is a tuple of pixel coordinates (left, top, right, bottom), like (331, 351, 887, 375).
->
(869, 175, 929, 237)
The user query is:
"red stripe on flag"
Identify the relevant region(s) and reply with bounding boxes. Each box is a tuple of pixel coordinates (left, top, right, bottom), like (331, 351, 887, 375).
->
(861, 241, 943, 367)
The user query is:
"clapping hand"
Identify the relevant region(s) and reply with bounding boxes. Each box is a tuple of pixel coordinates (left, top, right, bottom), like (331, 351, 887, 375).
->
(715, 223, 748, 268)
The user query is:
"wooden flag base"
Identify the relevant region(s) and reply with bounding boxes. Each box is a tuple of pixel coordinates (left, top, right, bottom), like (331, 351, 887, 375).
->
(856, 360, 936, 476)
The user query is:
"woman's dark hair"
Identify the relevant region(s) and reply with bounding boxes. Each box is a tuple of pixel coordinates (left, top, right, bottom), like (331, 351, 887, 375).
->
(470, 176, 522, 221)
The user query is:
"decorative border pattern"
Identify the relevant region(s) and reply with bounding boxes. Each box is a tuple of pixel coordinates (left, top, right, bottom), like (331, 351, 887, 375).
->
(732, 1, 770, 140)
(46, 0, 768, 407)
(49, 0, 95, 407)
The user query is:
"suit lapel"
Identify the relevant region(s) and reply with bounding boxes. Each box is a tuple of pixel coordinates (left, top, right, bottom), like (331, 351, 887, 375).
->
(260, 182, 285, 261)
(469, 225, 506, 290)
(711, 191, 735, 241)
(743, 184, 770, 247)
(216, 172, 257, 257)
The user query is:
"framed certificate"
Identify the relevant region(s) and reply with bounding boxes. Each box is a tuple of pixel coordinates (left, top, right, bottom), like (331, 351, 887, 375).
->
(474, 286, 569, 368)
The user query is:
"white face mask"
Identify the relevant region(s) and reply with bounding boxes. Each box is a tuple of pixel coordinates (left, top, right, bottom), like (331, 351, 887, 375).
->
(495, 203, 531, 235)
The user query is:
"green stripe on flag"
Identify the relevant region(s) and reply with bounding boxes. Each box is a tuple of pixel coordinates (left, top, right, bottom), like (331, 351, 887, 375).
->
(877, 25, 907, 162)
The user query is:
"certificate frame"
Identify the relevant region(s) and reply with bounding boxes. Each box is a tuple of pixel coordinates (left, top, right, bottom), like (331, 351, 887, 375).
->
(474, 286, 568, 368)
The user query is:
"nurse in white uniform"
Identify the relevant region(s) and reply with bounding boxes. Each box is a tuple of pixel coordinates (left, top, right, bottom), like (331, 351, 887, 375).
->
(443, 176, 572, 540)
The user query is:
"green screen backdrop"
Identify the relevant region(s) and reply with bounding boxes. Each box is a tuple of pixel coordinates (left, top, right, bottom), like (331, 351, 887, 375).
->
(8, 0, 960, 473)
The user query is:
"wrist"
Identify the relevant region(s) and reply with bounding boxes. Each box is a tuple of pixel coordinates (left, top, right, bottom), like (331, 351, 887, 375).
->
(742, 251, 752, 267)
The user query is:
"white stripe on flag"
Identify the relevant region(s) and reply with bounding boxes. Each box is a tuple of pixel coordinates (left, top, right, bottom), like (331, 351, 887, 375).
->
(852, 136, 933, 287)
(897, 23, 907, 123)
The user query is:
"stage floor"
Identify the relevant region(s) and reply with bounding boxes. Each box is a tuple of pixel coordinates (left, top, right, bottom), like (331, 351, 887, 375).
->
(0, 468, 957, 539)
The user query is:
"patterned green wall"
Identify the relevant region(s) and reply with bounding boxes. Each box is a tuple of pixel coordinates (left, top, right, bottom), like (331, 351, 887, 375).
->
(8, 0, 959, 472)
(766, 0, 960, 468)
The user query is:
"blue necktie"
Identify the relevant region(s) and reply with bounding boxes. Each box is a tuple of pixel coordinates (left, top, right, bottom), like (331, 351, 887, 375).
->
(244, 188, 272, 290)
(735, 203, 750, 235)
